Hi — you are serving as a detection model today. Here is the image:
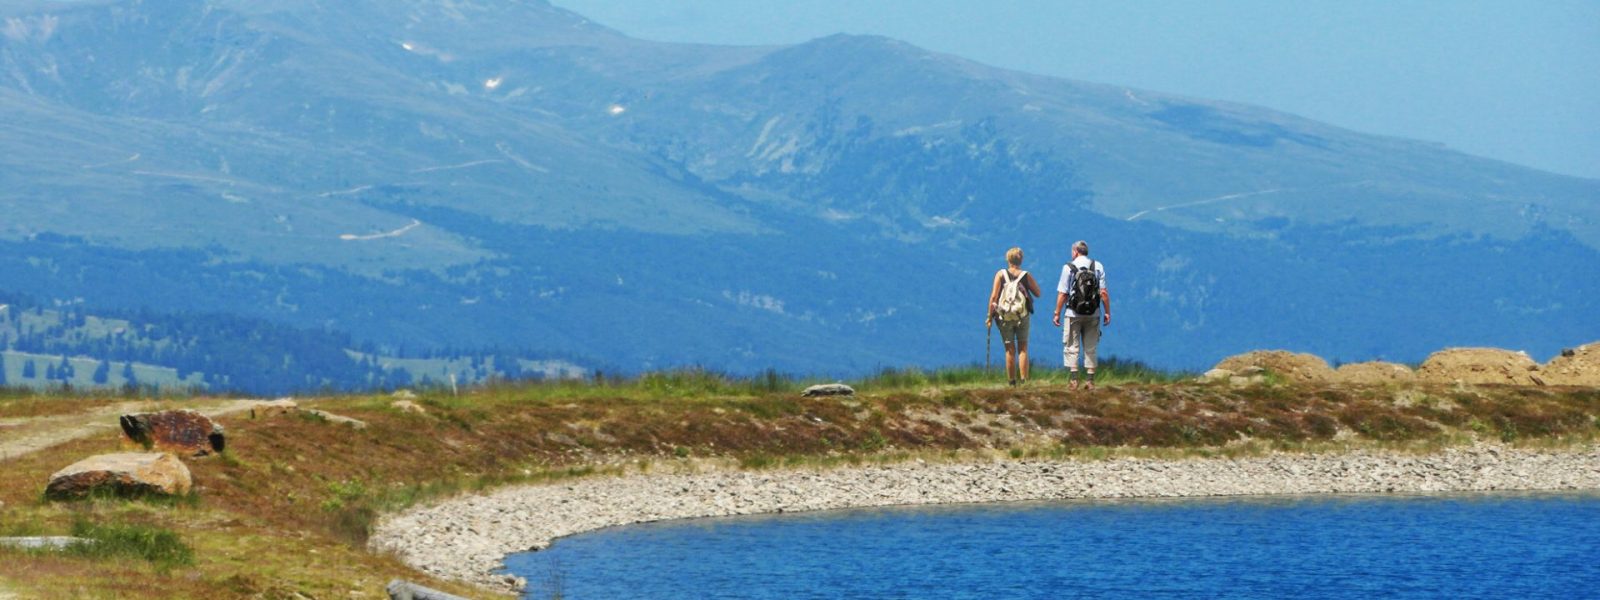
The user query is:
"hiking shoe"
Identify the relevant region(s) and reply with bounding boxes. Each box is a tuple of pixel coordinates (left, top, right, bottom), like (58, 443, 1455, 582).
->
(1068, 379, 1079, 391)
(1008, 379, 1017, 387)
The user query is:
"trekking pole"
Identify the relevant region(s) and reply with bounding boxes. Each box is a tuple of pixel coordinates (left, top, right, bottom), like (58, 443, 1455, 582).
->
(985, 315, 993, 375)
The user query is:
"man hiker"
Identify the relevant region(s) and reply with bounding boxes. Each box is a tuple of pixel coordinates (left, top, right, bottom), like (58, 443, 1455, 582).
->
(988, 247, 1042, 386)
(1053, 240, 1111, 390)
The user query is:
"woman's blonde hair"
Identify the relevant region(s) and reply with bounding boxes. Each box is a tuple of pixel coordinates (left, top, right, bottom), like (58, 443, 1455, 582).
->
(1005, 247, 1023, 266)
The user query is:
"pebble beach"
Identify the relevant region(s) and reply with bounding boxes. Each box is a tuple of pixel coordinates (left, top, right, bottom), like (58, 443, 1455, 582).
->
(370, 444, 1600, 592)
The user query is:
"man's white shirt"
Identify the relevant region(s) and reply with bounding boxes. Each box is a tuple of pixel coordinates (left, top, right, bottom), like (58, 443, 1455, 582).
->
(1056, 256, 1106, 318)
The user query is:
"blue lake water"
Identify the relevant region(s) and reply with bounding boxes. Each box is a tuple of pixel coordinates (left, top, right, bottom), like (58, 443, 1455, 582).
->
(506, 492, 1600, 599)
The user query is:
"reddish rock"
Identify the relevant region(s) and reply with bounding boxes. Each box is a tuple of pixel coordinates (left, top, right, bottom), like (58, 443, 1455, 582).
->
(46, 453, 192, 500)
(120, 409, 225, 457)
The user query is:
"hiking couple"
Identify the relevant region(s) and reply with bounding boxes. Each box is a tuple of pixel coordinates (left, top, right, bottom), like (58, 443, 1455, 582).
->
(986, 241, 1111, 389)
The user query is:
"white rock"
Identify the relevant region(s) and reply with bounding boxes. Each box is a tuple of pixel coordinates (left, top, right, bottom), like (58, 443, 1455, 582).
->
(801, 383, 856, 397)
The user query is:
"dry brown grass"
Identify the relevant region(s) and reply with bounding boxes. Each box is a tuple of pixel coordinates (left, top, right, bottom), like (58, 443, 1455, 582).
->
(0, 407, 494, 599)
(0, 380, 1596, 598)
(0, 396, 126, 420)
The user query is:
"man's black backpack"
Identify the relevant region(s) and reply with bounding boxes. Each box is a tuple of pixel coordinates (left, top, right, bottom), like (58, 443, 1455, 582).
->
(1067, 260, 1100, 315)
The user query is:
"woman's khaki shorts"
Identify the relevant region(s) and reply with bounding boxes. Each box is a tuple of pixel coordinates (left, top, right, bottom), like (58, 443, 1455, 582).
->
(997, 316, 1030, 348)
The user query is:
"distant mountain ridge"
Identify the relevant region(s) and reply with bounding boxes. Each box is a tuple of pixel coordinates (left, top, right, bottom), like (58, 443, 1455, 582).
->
(0, 0, 1595, 384)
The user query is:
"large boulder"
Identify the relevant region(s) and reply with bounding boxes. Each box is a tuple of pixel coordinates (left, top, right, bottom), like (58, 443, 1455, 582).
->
(1542, 342, 1600, 386)
(1214, 351, 1334, 383)
(1416, 348, 1542, 385)
(46, 453, 192, 500)
(120, 409, 224, 456)
(1334, 361, 1416, 385)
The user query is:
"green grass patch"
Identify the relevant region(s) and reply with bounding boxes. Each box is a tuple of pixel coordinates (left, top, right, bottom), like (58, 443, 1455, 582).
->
(387, 355, 1191, 405)
(67, 518, 195, 569)
(849, 357, 1188, 393)
(0, 518, 46, 538)
(442, 367, 809, 406)
(738, 453, 778, 470)
(46, 487, 203, 509)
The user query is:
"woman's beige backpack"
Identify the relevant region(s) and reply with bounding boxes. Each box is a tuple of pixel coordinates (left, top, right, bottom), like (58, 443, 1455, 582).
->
(995, 270, 1030, 323)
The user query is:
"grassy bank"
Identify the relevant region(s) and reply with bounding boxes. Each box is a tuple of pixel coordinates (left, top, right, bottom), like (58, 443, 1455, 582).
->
(1, 366, 1597, 598)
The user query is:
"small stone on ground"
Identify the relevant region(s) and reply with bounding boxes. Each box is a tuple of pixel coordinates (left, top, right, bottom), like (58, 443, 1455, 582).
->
(0, 537, 94, 550)
(304, 409, 368, 430)
(801, 383, 856, 397)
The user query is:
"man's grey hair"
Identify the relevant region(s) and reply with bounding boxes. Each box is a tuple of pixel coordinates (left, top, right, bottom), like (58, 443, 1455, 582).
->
(1073, 240, 1089, 256)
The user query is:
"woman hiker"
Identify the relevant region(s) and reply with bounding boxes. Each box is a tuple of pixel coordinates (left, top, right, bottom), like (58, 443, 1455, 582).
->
(988, 247, 1042, 386)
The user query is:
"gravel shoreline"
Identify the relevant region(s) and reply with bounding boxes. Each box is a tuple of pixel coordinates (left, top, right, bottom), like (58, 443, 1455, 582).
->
(370, 445, 1600, 593)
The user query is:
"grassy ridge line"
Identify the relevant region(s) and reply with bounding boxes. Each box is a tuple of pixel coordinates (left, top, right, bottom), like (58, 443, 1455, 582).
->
(467, 356, 1182, 401)
(0, 356, 1170, 407)
(0, 368, 1596, 598)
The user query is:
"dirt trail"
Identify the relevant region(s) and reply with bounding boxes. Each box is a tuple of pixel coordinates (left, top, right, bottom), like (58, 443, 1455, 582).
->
(0, 399, 258, 462)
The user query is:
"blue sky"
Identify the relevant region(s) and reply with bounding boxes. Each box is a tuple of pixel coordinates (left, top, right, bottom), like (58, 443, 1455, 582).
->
(554, 0, 1600, 180)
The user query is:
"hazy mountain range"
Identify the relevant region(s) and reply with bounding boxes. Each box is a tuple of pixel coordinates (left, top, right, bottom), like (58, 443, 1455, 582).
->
(1, 0, 1596, 388)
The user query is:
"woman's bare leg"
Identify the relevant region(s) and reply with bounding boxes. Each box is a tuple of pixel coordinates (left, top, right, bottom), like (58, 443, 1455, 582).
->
(1004, 345, 1018, 384)
(1017, 342, 1030, 382)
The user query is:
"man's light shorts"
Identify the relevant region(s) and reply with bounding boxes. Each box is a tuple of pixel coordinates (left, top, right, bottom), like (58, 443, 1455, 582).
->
(1064, 315, 1100, 369)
